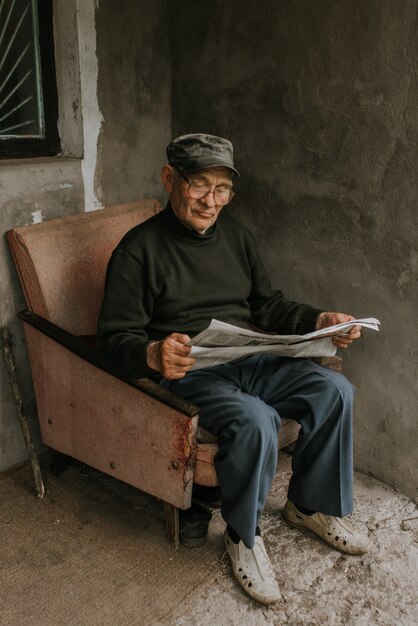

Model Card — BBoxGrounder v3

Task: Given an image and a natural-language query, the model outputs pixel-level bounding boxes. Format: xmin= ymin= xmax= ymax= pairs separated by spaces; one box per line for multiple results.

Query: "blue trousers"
xmin=161 ymin=355 xmax=354 ymax=549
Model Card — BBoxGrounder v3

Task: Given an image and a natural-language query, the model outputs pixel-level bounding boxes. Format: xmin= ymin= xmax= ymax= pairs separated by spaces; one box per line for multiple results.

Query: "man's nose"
xmin=200 ymin=189 xmax=217 ymax=207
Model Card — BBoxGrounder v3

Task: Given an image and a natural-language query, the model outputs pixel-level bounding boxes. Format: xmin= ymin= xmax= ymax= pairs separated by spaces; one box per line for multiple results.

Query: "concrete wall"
xmin=0 ymin=159 xmax=85 ymax=470
xmin=2 ymin=0 xmax=416 ymax=505
xmin=95 ymin=0 xmax=171 ymax=205
xmin=171 ymin=0 xmax=418 ymax=502
xmin=0 ymin=0 xmax=86 ymax=470
xmin=0 ymin=0 xmax=171 ymax=471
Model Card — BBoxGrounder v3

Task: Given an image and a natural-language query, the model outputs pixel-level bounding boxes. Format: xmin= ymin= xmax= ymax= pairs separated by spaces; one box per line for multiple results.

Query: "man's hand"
xmin=316 ymin=312 xmax=362 ymax=349
xmin=146 ymin=333 xmax=196 ymax=379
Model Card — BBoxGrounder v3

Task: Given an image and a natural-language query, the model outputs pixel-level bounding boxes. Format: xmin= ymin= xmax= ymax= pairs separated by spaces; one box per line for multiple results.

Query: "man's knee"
xmin=224 ymin=402 xmax=280 ymax=449
xmin=315 ymin=369 xmax=355 ymax=408
xmin=332 ymin=372 xmax=355 ymax=406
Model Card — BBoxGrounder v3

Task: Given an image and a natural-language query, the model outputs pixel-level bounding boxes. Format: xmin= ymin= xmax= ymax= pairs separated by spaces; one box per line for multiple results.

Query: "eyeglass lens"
xmin=190 ymin=181 xmax=233 ymax=204
xmin=176 ymin=170 xmax=234 ymax=204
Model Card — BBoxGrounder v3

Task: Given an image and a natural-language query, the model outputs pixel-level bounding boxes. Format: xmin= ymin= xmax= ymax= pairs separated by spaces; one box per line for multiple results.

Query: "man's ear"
xmin=161 ymin=164 xmax=174 ymax=192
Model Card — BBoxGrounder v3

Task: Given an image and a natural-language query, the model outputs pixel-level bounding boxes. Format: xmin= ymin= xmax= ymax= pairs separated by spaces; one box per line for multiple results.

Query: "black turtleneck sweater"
xmin=97 ymin=204 xmax=323 ymax=378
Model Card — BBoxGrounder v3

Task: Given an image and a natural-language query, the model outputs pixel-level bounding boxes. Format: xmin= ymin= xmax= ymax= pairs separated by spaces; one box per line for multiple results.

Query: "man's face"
xmin=161 ymin=166 xmax=233 ymax=234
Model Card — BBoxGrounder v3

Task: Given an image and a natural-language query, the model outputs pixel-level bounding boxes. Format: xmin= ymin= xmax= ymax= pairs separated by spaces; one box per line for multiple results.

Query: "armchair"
xmin=7 ymin=199 xmax=305 ymax=548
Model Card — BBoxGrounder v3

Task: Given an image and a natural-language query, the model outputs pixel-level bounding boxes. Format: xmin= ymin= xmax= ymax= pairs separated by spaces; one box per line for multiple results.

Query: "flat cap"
xmin=166 ymin=133 xmax=239 ymax=176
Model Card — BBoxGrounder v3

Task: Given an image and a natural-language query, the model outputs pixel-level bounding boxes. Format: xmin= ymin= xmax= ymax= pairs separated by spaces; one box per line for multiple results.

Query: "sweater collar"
xmin=163 ymin=202 xmax=218 ymax=242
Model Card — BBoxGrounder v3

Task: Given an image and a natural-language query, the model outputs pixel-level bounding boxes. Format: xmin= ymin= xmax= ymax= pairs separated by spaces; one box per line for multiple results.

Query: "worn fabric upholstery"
xmin=8 ymin=199 xmax=161 ymax=335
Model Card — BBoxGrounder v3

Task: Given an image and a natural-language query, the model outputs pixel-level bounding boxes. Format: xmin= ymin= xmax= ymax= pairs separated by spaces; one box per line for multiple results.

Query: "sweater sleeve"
xmin=247 ymin=242 xmax=324 ymax=335
xmin=96 ymin=248 xmax=157 ymax=379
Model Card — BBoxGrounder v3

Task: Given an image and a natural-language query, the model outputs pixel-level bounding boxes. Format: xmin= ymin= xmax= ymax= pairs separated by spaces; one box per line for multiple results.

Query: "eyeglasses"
xmin=177 ymin=170 xmax=235 ymax=205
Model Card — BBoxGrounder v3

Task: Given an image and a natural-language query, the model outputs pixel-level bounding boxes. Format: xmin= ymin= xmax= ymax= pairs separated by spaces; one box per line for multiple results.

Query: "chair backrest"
xmin=7 ymin=199 xmax=162 ymax=335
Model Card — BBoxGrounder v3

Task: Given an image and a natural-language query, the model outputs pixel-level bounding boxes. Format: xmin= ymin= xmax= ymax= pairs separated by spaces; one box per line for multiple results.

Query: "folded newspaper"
xmin=188 ymin=317 xmax=380 ymax=370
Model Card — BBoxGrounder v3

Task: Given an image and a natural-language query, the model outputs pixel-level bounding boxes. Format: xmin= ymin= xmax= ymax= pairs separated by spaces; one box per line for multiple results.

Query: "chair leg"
xmin=50 ymin=449 xmax=72 ymax=476
xmin=163 ymin=501 xmax=180 ymax=550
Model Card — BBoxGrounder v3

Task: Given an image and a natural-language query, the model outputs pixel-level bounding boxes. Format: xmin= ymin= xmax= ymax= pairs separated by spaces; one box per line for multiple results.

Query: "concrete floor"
xmin=162 ymin=455 xmax=418 ymax=626
xmin=3 ymin=452 xmax=418 ymax=626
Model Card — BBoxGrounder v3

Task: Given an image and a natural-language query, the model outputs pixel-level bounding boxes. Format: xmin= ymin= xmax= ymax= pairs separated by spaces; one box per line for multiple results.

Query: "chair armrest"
xmin=19 ymin=310 xmax=199 ymax=508
xmin=17 ymin=310 xmax=199 ymax=417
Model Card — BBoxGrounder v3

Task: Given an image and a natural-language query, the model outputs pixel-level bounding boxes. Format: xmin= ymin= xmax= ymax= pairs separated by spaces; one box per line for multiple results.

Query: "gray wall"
xmin=0 ymin=0 xmax=171 ymax=471
xmin=0 ymin=161 xmax=85 ymax=469
xmin=172 ymin=0 xmax=418 ymax=501
xmin=0 ymin=0 xmax=87 ymax=472
xmin=2 ymin=0 xmax=417 ymax=505
xmin=95 ymin=0 xmax=171 ymax=205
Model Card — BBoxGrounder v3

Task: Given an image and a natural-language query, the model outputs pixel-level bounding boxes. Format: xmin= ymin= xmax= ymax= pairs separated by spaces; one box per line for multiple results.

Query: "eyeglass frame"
xmin=175 ymin=168 xmax=235 ymax=205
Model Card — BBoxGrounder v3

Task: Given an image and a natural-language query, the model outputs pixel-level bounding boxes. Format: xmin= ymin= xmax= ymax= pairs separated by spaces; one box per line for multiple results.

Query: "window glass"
xmin=0 ymin=0 xmax=59 ymax=157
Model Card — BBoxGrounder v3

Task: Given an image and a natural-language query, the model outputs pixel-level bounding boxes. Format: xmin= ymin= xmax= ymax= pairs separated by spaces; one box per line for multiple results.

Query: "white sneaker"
xmin=283 ymin=500 xmax=372 ymax=555
xmin=224 ymin=530 xmax=281 ymax=605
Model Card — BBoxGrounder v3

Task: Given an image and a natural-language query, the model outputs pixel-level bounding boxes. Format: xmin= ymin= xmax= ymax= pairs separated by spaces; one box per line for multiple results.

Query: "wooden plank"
xmin=1 ymin=325 xmax=45 ymax=499
xmin=279 ymin=417 xmax=301 ymax=448
xmin=194 ymin=443 xmax=219 ymax=486
xmin=163 ymin=502 xmax=180 ymax=550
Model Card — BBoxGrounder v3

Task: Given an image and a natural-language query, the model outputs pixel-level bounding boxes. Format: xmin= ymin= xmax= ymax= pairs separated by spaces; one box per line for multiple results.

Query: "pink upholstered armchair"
xmin=7 ymin=199 xmax=302 ymax=548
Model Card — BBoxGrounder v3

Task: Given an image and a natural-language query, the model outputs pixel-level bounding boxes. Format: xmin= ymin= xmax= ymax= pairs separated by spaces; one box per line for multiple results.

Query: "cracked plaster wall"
xmin=0 ymin=0 xmax=171 ymax=471
xmin=171 ymin=0 xmax=418 ymax=502
xmin=94 ymin=0 xmax=171 ymax=206
xmin=2 ymin=0 xmax=416 ymax=506
xmin=0 ymin=0 xmax=86 ymax=471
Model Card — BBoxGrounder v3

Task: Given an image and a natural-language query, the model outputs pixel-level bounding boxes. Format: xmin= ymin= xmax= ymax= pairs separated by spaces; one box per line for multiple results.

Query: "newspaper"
xmin=188 ymin=317 xmax=380 ymax=370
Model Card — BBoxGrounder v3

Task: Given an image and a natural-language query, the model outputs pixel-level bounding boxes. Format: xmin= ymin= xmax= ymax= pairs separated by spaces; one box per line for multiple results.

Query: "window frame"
xmin=0 ymin=0 xmax=60 ymax=159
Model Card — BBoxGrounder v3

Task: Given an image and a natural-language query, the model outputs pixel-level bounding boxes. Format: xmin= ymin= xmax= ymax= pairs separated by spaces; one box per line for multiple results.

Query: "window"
xmin=0 ymin=0 xmax=59 ymax=158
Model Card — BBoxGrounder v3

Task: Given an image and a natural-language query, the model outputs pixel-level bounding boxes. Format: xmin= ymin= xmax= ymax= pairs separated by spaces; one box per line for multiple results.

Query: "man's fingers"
xmin=332 ymin=325 xmax=362 ymax=348
xmin=171 ymin=333 xmax=192 ymax=346
xmin=161 ymin=357 xmax=196 ymax=380
xmin=162 ymin=354 xmax=196 ymax=368
xmin=317 ymin=312 xmax=355 ymax=330
xmin=333 ymin=337 xmax=350 ymax=348
xmin=319 ymin=314 xmax=362 ymax=350
xmin=163 ymin=334 xmax=192 ymax=354
xmin=158 ymin=334 xmax=196 ymax=379
xmin=146 ymin=334 xmax=196 ymax=377
xmin=161 ymin=342 xmax=192 ymax=361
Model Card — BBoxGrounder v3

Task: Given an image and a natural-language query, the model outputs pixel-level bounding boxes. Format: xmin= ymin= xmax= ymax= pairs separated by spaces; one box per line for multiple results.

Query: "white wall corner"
xmin=53 ymin=0 xmax=84 ymax=158
xmin=76 ymin=0 xmax=104 ymax=211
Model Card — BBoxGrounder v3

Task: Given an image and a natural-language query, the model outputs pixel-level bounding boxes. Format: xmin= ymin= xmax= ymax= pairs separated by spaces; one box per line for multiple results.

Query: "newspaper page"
xmin=188 ymin=318 xmax=380 ymax=370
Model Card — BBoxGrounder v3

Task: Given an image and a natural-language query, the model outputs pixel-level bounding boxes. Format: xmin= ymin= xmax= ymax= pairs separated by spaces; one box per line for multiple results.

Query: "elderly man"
xmin=97 ymin=133 xmax=371 ymax=605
